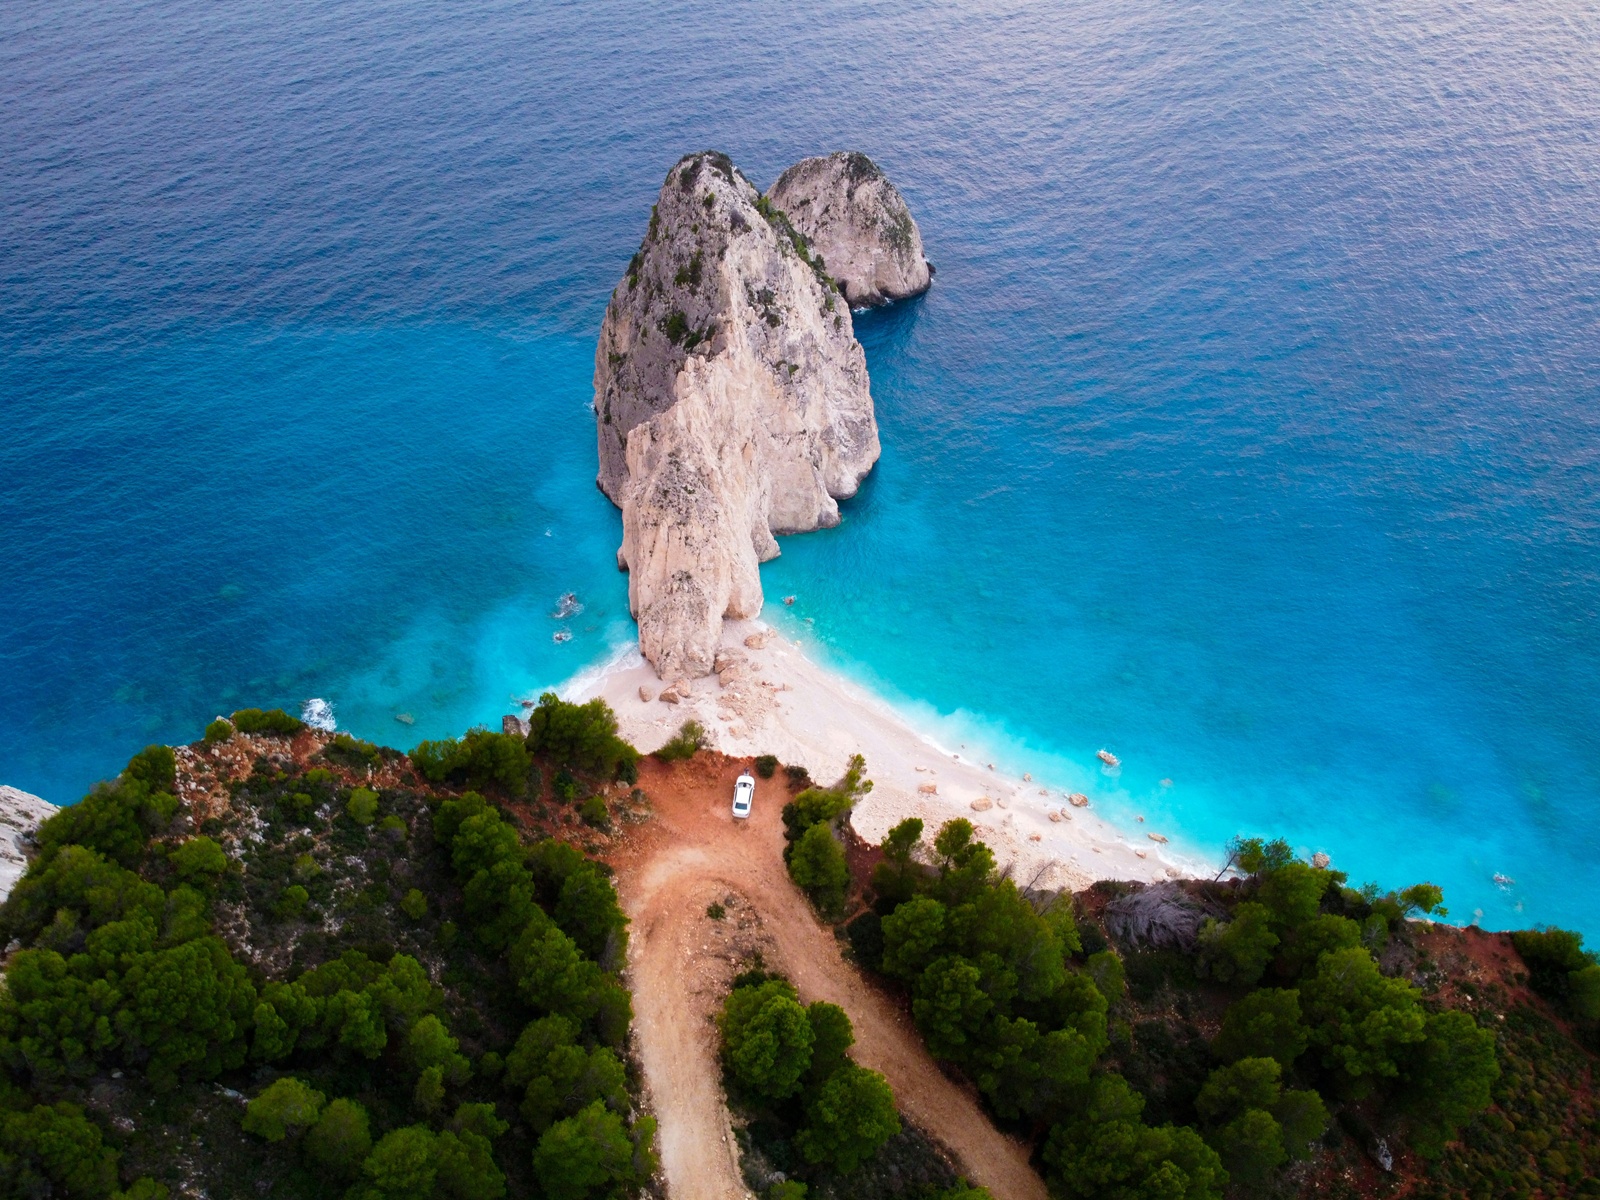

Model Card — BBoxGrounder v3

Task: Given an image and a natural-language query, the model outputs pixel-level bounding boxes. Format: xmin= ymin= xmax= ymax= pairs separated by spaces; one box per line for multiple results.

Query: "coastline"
xmin=558 ymin=619 xmax=1211 ymax=893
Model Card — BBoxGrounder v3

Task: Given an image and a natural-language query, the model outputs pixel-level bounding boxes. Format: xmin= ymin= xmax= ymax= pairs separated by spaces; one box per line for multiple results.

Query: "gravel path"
xmin=608 ymin=753 xmax=1049 ymax=1200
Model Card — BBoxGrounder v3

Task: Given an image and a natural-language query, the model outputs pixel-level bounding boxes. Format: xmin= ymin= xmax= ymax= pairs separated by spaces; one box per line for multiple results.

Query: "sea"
xmin=4 ymin=0 xmax=1598 ymax=935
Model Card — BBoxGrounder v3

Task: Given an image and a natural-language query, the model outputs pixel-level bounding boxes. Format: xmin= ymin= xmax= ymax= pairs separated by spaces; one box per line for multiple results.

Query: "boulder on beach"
xmin=970 ymin=797 xmax=993 ymax=812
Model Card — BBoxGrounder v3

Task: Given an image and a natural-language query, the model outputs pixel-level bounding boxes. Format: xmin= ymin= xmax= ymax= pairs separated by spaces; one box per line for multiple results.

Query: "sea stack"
xmin=765 ymin=152 xmax=932 ymax=308
xmin=594 ymin=151 xmax=879 ymax=679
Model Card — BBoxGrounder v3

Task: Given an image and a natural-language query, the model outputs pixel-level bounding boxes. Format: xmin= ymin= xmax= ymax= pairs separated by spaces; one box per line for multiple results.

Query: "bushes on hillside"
xmin=718 ymin=976 xmax=900 ymax=1178
xmin=781 ymin=754 xmax=872 ymax=917
xmin=524 ymin=693 xmax=639 ymax=782
xmin=231 ymin=708 xmax=304 ymax=735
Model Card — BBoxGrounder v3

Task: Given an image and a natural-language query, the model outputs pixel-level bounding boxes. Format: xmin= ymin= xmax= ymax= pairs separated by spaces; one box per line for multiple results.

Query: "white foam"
xmin=301 ymin=698 xmax=337 ymax=732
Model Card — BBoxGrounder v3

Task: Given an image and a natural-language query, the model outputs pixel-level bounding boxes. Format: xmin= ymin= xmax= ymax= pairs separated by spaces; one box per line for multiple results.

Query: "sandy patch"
xmin=563 ymin=619 xmax=1209 ymax=895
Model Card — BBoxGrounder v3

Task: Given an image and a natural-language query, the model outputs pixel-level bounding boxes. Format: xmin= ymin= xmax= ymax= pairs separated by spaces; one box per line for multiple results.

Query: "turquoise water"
xmin=3 ymin=0 xmax=1598 ymax=933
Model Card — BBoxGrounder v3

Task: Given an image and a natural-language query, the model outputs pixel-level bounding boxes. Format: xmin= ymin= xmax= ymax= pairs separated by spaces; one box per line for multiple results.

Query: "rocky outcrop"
xmin=1102 ymin=882 xmax=1225 ymax=953
xmin=0 ymin=786 xmax=55 ymax=903
xmin=594 ymin=151 xmax=880 ymax=678
xmin=765 ymin=152 xmax=931 ymax=308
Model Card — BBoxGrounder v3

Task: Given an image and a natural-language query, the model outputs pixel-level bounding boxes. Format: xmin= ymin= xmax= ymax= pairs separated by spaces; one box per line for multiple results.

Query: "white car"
xmin=732 ymin=773 xmax=755 ymax=819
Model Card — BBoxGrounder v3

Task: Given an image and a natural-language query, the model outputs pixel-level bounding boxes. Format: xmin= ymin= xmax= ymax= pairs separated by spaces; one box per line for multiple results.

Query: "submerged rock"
xmin=765 ymin=152 xmax=931 ymax=307
xmin=594 ymin=151 xmax=879 ymax=678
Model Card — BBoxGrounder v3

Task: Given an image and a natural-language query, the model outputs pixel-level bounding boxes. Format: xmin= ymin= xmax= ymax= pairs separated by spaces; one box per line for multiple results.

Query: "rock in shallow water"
xmin=593 ymin=150 xmax=883 ymax=678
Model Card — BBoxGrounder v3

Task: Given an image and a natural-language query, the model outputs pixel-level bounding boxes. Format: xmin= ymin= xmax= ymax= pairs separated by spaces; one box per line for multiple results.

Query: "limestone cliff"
xmin=594 ymin=151 xmax=879 ymax=679
xmin=765 ymin=152 xmax=931 ymax=308
xmin=0 ymin=785 xmax=54 ymax=903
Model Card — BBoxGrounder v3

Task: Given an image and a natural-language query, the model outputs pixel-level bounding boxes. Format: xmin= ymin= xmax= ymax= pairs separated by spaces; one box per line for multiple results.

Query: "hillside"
xmin=0 ymin=702 xmax=653 ymax=1200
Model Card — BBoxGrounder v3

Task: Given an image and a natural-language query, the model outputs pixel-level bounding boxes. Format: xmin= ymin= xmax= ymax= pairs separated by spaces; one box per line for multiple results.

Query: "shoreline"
xmin=556 ymin=619 xmax=1212 ymax=893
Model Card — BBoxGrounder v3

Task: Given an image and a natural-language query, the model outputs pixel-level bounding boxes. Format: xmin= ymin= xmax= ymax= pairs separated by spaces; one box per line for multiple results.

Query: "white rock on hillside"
xmin=0 ymin=786 xmax=56 ymax=903
xmin=594 ymin=151 xmax=879 ymax=679
xmin=765 ymin=152 xmax=931 ymax=308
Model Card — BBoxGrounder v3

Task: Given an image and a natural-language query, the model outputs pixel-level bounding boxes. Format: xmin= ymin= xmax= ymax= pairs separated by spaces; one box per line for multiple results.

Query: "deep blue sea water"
xmin=4 ymin=0 xmax=1598 ymax=933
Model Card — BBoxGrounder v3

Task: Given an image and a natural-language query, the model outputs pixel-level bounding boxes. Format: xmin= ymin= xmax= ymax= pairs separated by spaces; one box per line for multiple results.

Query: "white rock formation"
xmin=765 ymin=152 xmax=931 ymax=308
xmin=594 ymin=151 xmax=880 ymax=679
xmin=0 ymin=786 xmax=56 ymax=903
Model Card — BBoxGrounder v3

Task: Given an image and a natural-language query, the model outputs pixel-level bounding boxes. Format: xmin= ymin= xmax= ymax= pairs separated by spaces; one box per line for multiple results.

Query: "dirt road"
xmin=608 ymin=754 xmax=1049 ymax=1200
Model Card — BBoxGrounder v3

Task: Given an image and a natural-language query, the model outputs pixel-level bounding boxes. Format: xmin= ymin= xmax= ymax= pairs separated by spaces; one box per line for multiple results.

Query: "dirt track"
xmin=608 ymin=754 xmax=1049 ymax=1200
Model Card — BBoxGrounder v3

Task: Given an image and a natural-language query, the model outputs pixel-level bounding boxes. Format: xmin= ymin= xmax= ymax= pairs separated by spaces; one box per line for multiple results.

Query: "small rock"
xmin=970 ymin=797 xmax=993 ymax=812
xmin=1048 ymin=811 xmax=1062 ymax=823
xmin=639 ymin=686 xmax=655 ymax=703
xmin=1067 ymin=793 xmax=1090 ymax=808
xmin=1136 ymin=850 xmax=1147 ymax=859
xmin=1160 ymin=778 xmax=1174 ymax=787
xmin=1023 ymin=772 xmax=1032 ymax=781
xmin=917 ymin=782 xmax=938 ymax=795
xmin=1136 ymin=815 xmax=1145 ymax=822
xmin=744 ymin=633 xmax=769 ymax=650
xmin=1038 ymin=788 xmax=1049 ymax=796
xmin=1029 ymin=833 xmax=1042 ymax=842
xmin=1148 ymin=832 xmax=1169 ymax=844
xmin=783 ymin=595 xmax=796 ymax=606
xmin=659 ymin=689 xmax=681 ymax=705
xmin=673 ymin=677 xmax=694 ymax=697
xmin=1312 ymin=852 xmax=1331 ymax=869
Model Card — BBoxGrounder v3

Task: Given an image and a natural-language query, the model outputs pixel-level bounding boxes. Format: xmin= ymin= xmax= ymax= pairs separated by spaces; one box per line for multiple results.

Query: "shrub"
xmin=400 ymin=889 xmax=427 ymax=920
xmin=411 ymin=729 xmax=533 ymax=796
xmin=1512 ymin=926 xmax=1599 ymax=1016
xmin=795 ymin=1064 xmax=900 ymax=1174
xmin=243 ymin=1077 xmax=326 ymax=1141
xmin=524 ymin=693 xmax=639 ymax=781
xmin=579 ymin=796 xmax=610 ymax=830
xmin=323 ymin=733 xmax=380 ymax=768
xmin=346 ymin=788 xmax=379 ymax=825
xmin=655 ymin=721 xmax=706 ymax=762
xmin=275 ymin=885 xmax=310 ymax=921
xmin=171 ymin=836 xmax=228 ymax=881
xmin=754 ymin=754 xmax=779 ymax=779
xmin=0 ymin=1103 xmax=121 ymax=1199
xmin=784 ymin=763 xmax=812 ymax=789
xmin=304 ymin=1098 xmax=371 ymax=1176
xmin=230 ymin=708 xmax=303 ymax=735
xmin=706 ymin=903 xmax=725 ymax=920
xmin=719 ymin=979 xmax=814 ymax=1101
xmin=203 ymin=718 xmax=233 ymax=744
xmin=787 ymin=823 xmax=849 ymax=917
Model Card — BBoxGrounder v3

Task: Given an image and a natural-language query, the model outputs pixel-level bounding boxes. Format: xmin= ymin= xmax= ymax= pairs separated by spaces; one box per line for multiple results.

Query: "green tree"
xmin=0 ymin=1102 xmax=120 ymax=1199
xmin=362 ymin=1126 xmax=438 ymax=1200
xmin=531 ymin=1102 xmax=651 ymax=1200
xmin=1042 ymin=1075 xmax=1227 ymax=1200
xmin=1195 ymin=1057 xmax=1326 ymax=1186
xmin=170 ymin=836 xmax=227 ymax=881
xmin=242 ymin=1077 xmax=326 ymax=1141
xmin=1255 ymin=862 xmax=1332 ymax=931
xmin=304 ymin=1098 xmax=372 ymax=1176
xmin=1278 ymin=914 xmax=1361 ymax=977
xmin=795 ymin=1064 xmax=900 ymax=1173
xmin=524 ymin=693 xmax=637 ymax=779
xmin=1401 ymin=1009 xmax=1499 ymax=1157
xmin=870 ymin=817 xmax=924 ymax=908
xmin=403 ymin=1015 xmax=470 ymax=1086
xmin=1299 ymin=946 xmax=1425 ymax=1091
xmin=231 ymin=708 xmax=303 ymax=734
xmin=912 ymin=956 xmax=992 ymax=1062
xmin=203 ymin=718 xmax=234 ymax=743
xmin=346 ymin=789 xmax=380 ymax=825
xmin=554 ymin=868 xmax=629 ymax=967
xmin=880 ymin=896 xmax=946 ymax=980
xmin=1214 ymin=989 xmax=1307 ymax=1069
xmin=116 ymin=935 xmax=256 ymax=1087
xmin=804 ymin=1001 xmax=854 ymax=1085
xmin=719 ymin=980 xmax=814 ymax=1101
xmin=1086 ymin=951 xmax=1125 ymax=1003
xmin=787 ymin=823 xmax=849 ymax=916
xmin=1198 ymin=903 xmax=1279 ymax=986
xmin=400 ymin=889 xmax=427 ymax=920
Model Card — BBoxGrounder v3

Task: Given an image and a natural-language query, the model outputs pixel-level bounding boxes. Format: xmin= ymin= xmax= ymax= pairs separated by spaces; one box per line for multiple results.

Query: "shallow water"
xmin=3 ymin=0 xmax=1597 ymax=932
